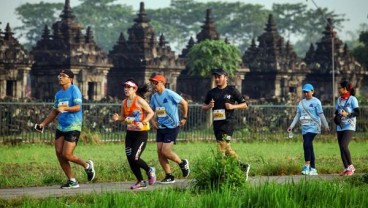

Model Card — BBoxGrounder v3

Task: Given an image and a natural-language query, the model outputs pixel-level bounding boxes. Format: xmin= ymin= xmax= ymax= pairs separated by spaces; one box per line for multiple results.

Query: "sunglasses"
xmin=58 ymin=74 xmax=69 ymax=79
xmin=151 ymin=81 xmax=159 ymax=86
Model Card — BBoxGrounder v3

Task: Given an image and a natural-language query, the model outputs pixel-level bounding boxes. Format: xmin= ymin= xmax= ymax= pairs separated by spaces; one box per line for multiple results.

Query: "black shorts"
xmin=213 ymin=120 xmax=233 ymax=142
xmin=214 ymin=129 xmax=233 ymax=142
xmin=156 ymin=126 xmax=180 ymax=143
xmin=55 ymin=129 xmax=81 ymax=143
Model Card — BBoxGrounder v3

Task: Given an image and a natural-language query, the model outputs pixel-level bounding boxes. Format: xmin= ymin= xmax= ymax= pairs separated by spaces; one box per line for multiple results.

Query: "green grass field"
xmin=1 ymin=140 xmax=368 ymax=207
xmin=1 ymin=140 xmax=367 ymax=188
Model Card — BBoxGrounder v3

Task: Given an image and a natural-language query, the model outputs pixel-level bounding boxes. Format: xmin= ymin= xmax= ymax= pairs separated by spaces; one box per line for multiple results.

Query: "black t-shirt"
xmin=204 ymin=85 xmax=246 ymax=129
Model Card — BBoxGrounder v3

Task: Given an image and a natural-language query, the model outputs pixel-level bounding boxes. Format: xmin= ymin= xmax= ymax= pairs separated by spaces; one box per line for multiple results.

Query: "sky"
xmin=0 ymin=0 xmax=367 ymax=42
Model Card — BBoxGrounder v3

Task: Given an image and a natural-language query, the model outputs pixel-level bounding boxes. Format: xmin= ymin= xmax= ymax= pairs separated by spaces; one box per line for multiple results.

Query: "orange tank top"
xmin=123 ymin=96 xmax=149 ymax=131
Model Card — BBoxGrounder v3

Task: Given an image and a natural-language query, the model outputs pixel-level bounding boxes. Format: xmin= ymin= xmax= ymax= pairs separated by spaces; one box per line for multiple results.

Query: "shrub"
xmin=191 ymin=150 xmax=247 ymax=192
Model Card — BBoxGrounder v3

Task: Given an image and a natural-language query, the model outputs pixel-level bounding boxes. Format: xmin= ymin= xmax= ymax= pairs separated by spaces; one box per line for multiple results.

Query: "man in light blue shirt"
xmin=149 ymin=74 xmax=190 ymax=184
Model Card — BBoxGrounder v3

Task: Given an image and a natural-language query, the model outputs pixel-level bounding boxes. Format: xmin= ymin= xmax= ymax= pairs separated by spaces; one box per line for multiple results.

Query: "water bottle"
xmin=288 ymin=131 xmax=293 ymax=139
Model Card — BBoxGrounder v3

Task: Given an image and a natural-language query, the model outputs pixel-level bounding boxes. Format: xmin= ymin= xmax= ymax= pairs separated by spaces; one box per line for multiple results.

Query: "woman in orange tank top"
xmin=112 ymin=79 xmax=156 ymax=189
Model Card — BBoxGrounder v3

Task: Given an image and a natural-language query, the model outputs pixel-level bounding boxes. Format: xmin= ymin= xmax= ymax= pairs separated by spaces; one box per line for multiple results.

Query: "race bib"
xmin=300 ymin=115 xmax=311 ymax=125
xmin=213 ymin=109 xmax=226 ymax=121
xmin=156 ymin=107 xmax=167 ymax=117
xmin=58 ymin=101 xmax=69 ymax=107
xmin=127 ymin=122 xmax=150 ymax=131
xmin=341 ymin=117 xmax=350 ymax=124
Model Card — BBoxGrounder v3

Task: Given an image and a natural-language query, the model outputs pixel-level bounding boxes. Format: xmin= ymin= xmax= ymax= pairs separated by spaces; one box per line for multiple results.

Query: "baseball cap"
xmin=302 ymin=84 xmax=314 ymax=92
xmin=149 ymin=75 xmax=166 ymax=84
xmin=59 ymin=69 xmax=74 ymax=78
xmin=212 ymin=68 xmax=228 ymax=76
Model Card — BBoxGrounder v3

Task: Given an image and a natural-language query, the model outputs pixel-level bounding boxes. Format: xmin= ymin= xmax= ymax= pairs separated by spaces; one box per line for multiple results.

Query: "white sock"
xmin=85 ymin=163 xmax=90 ymax=169
xmin=70 ymin=178 xmax=77 ymax=182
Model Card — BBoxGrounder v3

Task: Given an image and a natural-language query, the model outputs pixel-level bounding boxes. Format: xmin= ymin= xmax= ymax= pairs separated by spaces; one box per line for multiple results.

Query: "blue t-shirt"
xmin=53 ymin=85 xmax=83 ymax=132
xmin=296 ymin=97 xmax=324 ymax=135
xmin=335 ymin=96 xmax=359 ymax=131
xmin=150 ymin=89 xmax=183 ymax=128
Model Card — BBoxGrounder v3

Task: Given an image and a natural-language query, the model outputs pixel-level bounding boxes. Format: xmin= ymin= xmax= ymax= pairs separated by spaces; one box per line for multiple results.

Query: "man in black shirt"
xmin=202 ymin=68 xmax=250 ymax=179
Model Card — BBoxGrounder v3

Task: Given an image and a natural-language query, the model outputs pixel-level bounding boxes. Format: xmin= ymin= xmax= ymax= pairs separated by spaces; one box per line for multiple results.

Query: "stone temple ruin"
xmin=0 ymin=0 xmax=366 ymax=104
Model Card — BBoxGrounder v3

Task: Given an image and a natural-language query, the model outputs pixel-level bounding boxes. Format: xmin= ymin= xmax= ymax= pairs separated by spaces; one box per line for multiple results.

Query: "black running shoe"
xmin=239 ymin=162 xmax=251 ymax=181
xmin=85 ymin=160 xmax=95 ymax=181
xmin=60 ymin=180 xmax=79 ymax=189
xmin=160 ymin=175 xmax=175 ymax=184
xmin=179 ymin=159 xmax=190 ymax=177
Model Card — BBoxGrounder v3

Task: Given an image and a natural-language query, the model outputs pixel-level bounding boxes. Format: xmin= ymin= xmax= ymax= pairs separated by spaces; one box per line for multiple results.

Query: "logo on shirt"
xmin=224 ymin=94 xmax=231 ymax=99
xmin=163 ymin=98 xmax=168 ymax=103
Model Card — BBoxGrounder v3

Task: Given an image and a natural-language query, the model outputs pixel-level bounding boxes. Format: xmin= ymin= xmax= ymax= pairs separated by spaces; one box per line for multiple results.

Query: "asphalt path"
xmin=0 ymin=174 xmax=342 ymax=199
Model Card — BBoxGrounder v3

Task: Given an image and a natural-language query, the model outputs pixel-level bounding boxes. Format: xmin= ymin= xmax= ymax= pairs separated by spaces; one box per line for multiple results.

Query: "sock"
xmin=70 ymin=178 xmax=77 ymax=182
xmin=85 ymin=163 xmax=90 ymax=169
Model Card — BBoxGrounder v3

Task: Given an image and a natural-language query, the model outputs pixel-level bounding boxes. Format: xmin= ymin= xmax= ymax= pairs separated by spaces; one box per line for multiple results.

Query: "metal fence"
xmin=1 ymin=102 xmax=368 ymax=143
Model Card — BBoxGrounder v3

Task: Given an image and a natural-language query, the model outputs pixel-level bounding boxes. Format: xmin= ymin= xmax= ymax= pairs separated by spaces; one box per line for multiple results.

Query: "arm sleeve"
xmin=348 ymin=108 xmax=360 ymax=118
xmin=289 ymin=112 xmax=300 ymax=129
xmin=319 ymin=113 xmax=329 ymax=128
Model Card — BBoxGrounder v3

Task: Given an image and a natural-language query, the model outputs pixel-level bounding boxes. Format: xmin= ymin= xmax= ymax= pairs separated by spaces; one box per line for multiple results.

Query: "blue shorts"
xmin=55 ymin=129 xmax=81 ymax=144
xmin=156 ymin=126 xmax=180 ymax=143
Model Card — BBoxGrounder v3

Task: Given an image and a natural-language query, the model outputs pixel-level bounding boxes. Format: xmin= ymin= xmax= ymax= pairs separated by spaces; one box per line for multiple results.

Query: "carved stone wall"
xmin=30 ymin=0 xmax=111 ymax=101
xmin=108 ymin=2 xmax=184 ymax=98
xmin=0 ymin=23 xmax=33 ymax=99
xmin=242 ymin=14 xmax=305 ymax=102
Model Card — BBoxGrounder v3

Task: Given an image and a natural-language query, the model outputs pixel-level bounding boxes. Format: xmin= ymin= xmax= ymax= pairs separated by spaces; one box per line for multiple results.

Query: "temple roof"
xmin=0 ymin=23 xmax=33 ymax=65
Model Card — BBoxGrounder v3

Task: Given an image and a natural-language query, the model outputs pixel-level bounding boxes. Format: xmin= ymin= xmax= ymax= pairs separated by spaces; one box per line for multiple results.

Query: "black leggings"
xmin=337 ymin=130 xmax=354 ymax=168
xmin=125 ymin=131 xmax=150 ymax=181
xmin=303 ymin=132 xmax=317 ymax=168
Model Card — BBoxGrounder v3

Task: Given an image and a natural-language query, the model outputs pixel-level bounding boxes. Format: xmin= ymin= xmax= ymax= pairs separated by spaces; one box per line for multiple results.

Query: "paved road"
xmin=0 ymin=174 xmax=342 ymax=199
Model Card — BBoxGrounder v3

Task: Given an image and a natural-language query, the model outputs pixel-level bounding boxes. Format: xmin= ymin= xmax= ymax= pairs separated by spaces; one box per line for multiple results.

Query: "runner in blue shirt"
xmin=287 ymin=84 xmax=329 ymax=175
xmin=36 ymin=70 xmax=95 ymax=189
xmin=149 ymin=74 xmax=190 ymax=184
xmin=334 ymin=81 xmax=359 ymax=176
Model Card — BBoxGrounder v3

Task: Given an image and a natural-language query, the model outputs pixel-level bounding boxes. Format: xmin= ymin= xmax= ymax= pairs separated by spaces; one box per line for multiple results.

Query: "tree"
xmin=272 ymin=3 xmax=307 ymax=39
xmin=14 ymin=2 xmax=64 ymax=49
xmin=352 ymin=30 xmax=368 ymax=69
xmin=186 ymin=39 xmax=242 ymax=77
xmin=73 ymin=0 xmax=135 ymax=52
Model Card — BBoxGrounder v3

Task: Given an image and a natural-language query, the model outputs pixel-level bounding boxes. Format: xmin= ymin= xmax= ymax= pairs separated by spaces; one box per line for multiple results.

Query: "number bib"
xmin=127 ymin=122 xmax=150 ymax=131
xmin=213 ymin=109 xmax=226 ymax=121
xmin=300 ymin=115 xmax=311 ymax=125
xmin=58 ymin=101 xmax=69 ymax=107
xmin=156 ymin=107 xmax=167 ymax=117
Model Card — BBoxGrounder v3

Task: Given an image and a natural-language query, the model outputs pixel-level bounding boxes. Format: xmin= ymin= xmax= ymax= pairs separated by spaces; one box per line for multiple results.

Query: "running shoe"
xmin=345 ymin=165 xmax=355 ymax=176
xmin=85 ymin=160 xmax=95 ymax=181
xmin=130 ymin=181 xmax=147 ymax=190
xmin=301 ymin=165 xmax=310 ymax=175
xmin=309 ymin=168 xmax=318 ymax=176
xmin=160 ymin=175 xmax=175 ymax=184
xmin=147 ymin=167 xmax=156 ymax=185
xmin=348 ymin=164 xmax=356 ymax=173
xmin=60 ymin=180 xmax=79 ymax=189
xmin=339 ymin=168 xmax=348 ymax=176
xmin=240 ymin=162 xmax=251 ymax=181
xmin=179 ymin=159 xmax=190 ymax=178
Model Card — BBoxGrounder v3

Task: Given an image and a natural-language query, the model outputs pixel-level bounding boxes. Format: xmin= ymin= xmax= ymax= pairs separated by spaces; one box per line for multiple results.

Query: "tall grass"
xmin=1 ymin=179 xmax=367 ymax=207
